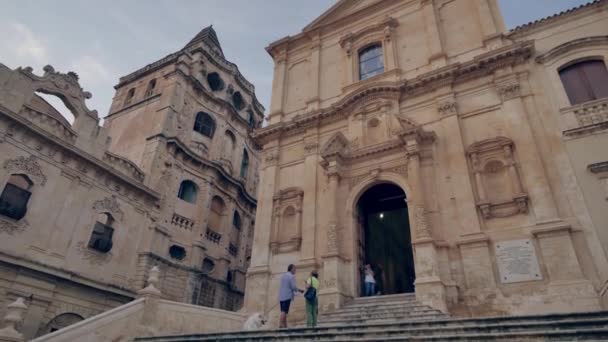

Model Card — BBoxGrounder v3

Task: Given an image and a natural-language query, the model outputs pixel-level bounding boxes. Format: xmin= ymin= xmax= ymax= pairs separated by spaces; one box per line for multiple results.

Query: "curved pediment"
xmin=18 ymin=65 xmax=99 ymax=120
xmin=536 ymin=36 xmax=608 ymax=64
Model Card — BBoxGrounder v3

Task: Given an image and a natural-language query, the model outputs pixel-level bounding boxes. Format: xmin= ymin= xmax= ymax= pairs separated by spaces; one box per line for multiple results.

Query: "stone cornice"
xmin=0 ymin=251 xmax=135 ymax=298
xmin=0 ymin=105 xmax=160 ymax=202
xmin=536 ymin=36 xmax=608 ymax=64
xmin=152 ymin=134 xmax=257 ymax=206
xmin=253 ymin=41 xmax=534 ymax=145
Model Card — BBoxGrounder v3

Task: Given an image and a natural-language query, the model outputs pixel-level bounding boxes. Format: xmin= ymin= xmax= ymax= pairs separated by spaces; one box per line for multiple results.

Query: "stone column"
xmin=307 ymin=34 xmax=321 ymax=111
xmin=268 ymin=49 xmax=288 ymax=125
xmin=477 ymin=0 xmax=504 ymax=48
xmin=403 ymin=132 xmax=448 ymax=312
xmin=300 ymin=138 xmax=319 ymax=262
xmin=497 ymin=79 xmax=559 ymax=222
xmin=421 ymin=0 xmax=446 ymax=67
xmin=244 ymin=146 xmax=279 ymax=314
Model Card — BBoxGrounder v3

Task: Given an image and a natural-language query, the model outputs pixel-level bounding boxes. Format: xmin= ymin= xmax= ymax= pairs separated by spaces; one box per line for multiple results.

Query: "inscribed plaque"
xmin=495 ymin=239 xmax=543 ymax=284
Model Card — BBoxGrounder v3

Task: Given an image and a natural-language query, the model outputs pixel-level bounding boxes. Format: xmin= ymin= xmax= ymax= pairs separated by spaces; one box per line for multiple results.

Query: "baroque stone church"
xmin=1 ymin=0 xmax=608 ymax=340
xmin=0 ymin=26 xmax=264 ymax=339
xmin=245 ymin=0 xmax=608 ymax=325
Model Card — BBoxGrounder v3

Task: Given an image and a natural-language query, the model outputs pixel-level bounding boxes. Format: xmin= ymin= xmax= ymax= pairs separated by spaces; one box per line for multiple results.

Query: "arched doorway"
xmin=356 ymin=183 xmax=415 ymax=296
xmin=40 ymin=313 xmax=84 ymax=335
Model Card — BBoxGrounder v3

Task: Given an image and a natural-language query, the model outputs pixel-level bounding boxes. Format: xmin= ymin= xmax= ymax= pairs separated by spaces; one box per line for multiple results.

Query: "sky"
xmin=0 ymin=0 xmax=593 ymax=121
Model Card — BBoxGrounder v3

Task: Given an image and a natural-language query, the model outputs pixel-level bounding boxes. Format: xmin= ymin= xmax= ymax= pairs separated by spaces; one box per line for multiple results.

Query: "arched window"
xmin=193 ymin=112 xmax=216 ymax=138
xmin=232 ymin=91 xmax=245 ymax=111
xmin=559 ymin=60 xmax=608 ymax=105
xmin=240 ymin=150 xmax=249 ymax=179
xmin=359 ymin=44 xmax=384 ymax=81
xmin=124 ymin=88 xmax=135 ymax=106
xmin=177 ymin=180 xmax=198 ymax=203
xmin=229 ymin=211 xmax=241 ymax=257
xmin=0 ymin=174 xmax=33 ymax=220
xmin=44 ymin=313 xmax=85 ymax=334
xmin=207 ymin=72 xmax=225 ymax=91
xmin=145 ymin=79 xmax=157 ymax=97
xmin=88 ymin=213 xmax=114 ymax=253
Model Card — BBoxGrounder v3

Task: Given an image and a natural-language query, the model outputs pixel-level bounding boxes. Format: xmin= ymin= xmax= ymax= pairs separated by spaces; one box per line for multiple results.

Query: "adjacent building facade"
xmin=0 ymin=26 xmax=263 ymax=339
xmin=246 ymin=0 xmax=608 ymax=324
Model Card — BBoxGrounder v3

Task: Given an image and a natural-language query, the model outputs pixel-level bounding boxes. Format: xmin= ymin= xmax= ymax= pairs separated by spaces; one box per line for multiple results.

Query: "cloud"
xmin=70 ymin=55 xmax=112 ymax=84
xmin=0 ymin=22 xmax=48 ymax=67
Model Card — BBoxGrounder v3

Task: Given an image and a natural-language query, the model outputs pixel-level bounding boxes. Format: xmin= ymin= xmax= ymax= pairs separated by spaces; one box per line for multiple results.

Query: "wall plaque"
xmin=495 ymin=239 xmax=542 ymax=284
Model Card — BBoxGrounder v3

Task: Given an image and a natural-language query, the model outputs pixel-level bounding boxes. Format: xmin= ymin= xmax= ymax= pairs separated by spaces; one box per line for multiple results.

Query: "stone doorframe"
xmin=343 ymin=172 xmax=449 ymax=313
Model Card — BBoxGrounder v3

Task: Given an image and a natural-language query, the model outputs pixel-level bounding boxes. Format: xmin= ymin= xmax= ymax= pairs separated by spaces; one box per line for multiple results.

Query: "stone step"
xmin=335 ymin=301 xmax=426 ymax=311
xmin=318 ymin=311 xmax=447 ymax=324
xmin=348 ymin=293 xmax=416 ymax=304
xmin=134 ymin=312 xmax=608 ymax=341
xmin=320 ymin=304 xmax=440 ymax=316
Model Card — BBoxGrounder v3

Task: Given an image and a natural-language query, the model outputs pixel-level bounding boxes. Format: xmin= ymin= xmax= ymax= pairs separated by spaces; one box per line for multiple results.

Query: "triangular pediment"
xmin=304 ymin=0 xmax=389 ymax=32
xmin=320 ymin=132 xmax=350 ymax=158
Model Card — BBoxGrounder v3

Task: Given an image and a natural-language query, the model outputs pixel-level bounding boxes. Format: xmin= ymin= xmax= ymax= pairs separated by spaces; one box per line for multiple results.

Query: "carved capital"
xmin=496 ymin=81 xmax=521 ymax=101
xmin=438 ymin=100 xmax=457 ymax=116
xmin=304 ymin=141 xmax=319 ymax=156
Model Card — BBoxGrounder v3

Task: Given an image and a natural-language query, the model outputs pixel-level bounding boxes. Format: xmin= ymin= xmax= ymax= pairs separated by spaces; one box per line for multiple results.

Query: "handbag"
xmin=304 ymin=279 xmax=317 ymax=301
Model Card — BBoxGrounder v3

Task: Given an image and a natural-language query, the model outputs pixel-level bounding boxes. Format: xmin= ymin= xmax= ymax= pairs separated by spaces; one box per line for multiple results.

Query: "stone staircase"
xmin=317 ymin=293 xmax=448 ymax=326
xmin=135 ymin=294 xmax=608 ymax=341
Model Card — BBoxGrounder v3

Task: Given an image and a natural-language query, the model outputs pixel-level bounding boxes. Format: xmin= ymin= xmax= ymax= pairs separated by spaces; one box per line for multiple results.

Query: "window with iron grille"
xmin=0 ymin=174 xmax=32 ymax=221
xmin=193 ymin=112 xmax=216 ymax=138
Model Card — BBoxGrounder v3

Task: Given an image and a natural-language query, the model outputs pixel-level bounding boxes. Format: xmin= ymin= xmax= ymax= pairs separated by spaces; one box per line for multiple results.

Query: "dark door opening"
xmin=357 ymin=183 xmax=415 ymax=296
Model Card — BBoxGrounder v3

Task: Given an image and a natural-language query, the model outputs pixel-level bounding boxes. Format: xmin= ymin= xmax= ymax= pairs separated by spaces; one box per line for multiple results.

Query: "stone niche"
xmin=466 ymin=137 xmax=529 ymax=219
xmin=269 ymin=188 xmax=303 ymax=254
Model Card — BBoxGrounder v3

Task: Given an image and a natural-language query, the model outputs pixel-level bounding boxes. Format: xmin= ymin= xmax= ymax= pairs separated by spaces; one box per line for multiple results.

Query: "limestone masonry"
xmin=0 ymin=26 xmax=263 ymax=339
xmin=0 ymin=0 xmax=608 ymax=340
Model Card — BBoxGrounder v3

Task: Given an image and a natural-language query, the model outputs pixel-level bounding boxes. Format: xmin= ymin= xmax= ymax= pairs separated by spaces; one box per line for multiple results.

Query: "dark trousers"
xmin=364 ymin=282 xmax=375 ymax=296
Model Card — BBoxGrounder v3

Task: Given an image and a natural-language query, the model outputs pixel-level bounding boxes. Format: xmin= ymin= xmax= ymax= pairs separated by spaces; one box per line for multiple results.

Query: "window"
xmin=207 ymin=72 xmax=225 ymax=91
xmin=88 ymin=213 xmax=114 ymax=253
xmin=0 ymin=174 xmax=32 ymax=220
xmin=247 ymin=110 xmax=256 ymax=128
xmin=202 ymin=258 xmax=215 ymax=273
xmin=193 ymin=112 xmax=216 ymax=138
xmin=559 ymin=60 xmax=608 ymax=105
xmin=169 ymin=245 xmax=186 ymax=260
xmin=240 ymin=150 xmax=249 ymax=179
xmin=124 ymin=88 xmax=135 ymax=106
xmin=145 ymin=79 xmax=157 ymax=97
xmin=232 ymin=92 xmax=245 ymax=111
xmin=177 ymin=180 xmax=198 ymax=203
xmin=359 ymin=44 xmax=384 ymax=81
xmin=233 ymin=211 xmax=241 ymax=231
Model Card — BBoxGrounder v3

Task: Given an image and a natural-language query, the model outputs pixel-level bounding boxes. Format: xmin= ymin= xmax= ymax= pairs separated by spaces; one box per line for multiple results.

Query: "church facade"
xmin=246 ymin=0 xmax=608 ymax=323
xmin=0 ymin=26 xmax=263 ymax=339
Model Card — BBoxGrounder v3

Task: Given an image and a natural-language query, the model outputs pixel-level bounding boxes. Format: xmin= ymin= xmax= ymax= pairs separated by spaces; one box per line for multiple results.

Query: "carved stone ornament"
xmin=320 ymin=132 xmax=350 ymax=160
xmin=438 ymin=100 xmax=457 ymax=116
xmin=19 ymin=65 xmax=99 ymax=120
xmin=467 ymin=137 xmax=530 ymax=220
xmin=0 ymin=217 xmax=28 ymax=235
xmin=414 ymin=205 xmax=431 ymax=239
xmin=304 ymin=141 xmax=319 ymax=155
xmin=75 ymin=241 xmax=113 ymax=266
xmin=92 ymin=196 xmax=125 ymax=222
xmin=497 ymin=81 xmax=521 ymax=101
xmin=326 ymin=223 xmax=339 ymax=254
xmin=3 ymin=155 xmax=47 ymax=186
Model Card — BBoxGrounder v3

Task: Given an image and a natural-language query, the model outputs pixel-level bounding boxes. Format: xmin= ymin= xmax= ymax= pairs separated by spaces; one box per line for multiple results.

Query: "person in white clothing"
xmin=364 ymin=264 xmax=376 ymax=296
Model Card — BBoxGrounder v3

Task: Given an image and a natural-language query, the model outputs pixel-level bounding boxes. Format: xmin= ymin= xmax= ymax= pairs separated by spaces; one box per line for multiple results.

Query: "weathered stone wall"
xmin=248 ymin=0 xmax=608 ymax=324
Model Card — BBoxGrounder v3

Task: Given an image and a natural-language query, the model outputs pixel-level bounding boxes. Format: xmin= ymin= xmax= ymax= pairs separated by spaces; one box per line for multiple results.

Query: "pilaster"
xmin=301 ymin=135 xmax=319 ymax=261
xmin=421 ymin=0 xmax=446 ymax=67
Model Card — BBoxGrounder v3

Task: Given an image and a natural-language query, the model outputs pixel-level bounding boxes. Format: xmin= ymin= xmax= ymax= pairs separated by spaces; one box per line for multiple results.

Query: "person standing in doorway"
xmin=304 ymin=270 xmax=320 ymax=328
xmin=364 ymin=264 xmax=376 ymax=297
xmin=278 ymin=264 xmax=303 ymax=329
